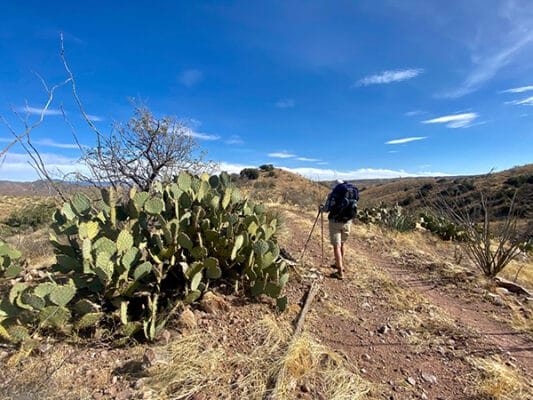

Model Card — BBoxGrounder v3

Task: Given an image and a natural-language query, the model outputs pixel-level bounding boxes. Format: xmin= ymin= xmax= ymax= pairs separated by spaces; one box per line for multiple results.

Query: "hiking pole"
xmin=298 ymin=208 xmax=322 ymax=263
xmin=321 ymin=208 xmax=324 ymax=266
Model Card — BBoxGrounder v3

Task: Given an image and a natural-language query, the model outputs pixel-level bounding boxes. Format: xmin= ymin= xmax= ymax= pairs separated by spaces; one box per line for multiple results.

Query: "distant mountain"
xmin=344 ymin=164 xmax=533 ymax=220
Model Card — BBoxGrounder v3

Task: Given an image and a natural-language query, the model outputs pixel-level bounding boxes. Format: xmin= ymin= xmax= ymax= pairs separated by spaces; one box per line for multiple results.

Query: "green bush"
xmin=419 ymin=213 xmax=465 ymax=241
xmin=259 ymin=164 xmax=274 ymax=172
xmin=4 ymin=201 xmax=56 ymax=230
xmin=240 ymin=168 xmax=259 ymax=180
xmin=0 ymin=172 xmax=289 ymax=343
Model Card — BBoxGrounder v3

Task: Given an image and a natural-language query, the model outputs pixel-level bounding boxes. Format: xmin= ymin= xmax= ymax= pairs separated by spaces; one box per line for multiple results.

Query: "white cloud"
xmin=33 ymin=138 xmax=81 ymax=149
xmin=275 ymin=99 xmax=295 ymax=108
xmin=385 ymin=137 xmax=427 ymax=145
xmin=214 ymin=161 xmax=255 ymax=174
xmin=421 ymin=112 xmax=478 ymax=128
xmin=17 ymin=106 xmax=63 ymax=116
xmin=0 ymin=152 xmax=87 ymax=181
xmin=500 ymin=85 xmax=533 ymax=93
xmin=296 ymin=157 xmax=320 ymax=162
xmin=185 ymin=128 xmax=220 ymax=141
xmin=441 ymin=30 xmax=533 ymax=98
xmin=86 ymin=114 xmax=105 ymax=122
xmin=268 ymin=151 xmax=296 ymax=158
xmin=278 ymin=166 xmax=449 ymax=181
xmin=357 ymin=68 xmax=424 ymax=86
xmin=505 ymin=96 xmax=533 ymax=106
xmin=179 ymin=69 xmax=203 ymax=87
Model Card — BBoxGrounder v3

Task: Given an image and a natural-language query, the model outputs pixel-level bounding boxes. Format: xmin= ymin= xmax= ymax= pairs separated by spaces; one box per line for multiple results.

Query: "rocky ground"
xmin=1 ymin=205 xmax=532 ymax=399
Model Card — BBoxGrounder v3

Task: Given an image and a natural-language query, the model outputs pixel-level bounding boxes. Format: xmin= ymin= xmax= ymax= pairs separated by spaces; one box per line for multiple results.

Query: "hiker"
xmin=321 ymin=179 xmax=359 ymax=279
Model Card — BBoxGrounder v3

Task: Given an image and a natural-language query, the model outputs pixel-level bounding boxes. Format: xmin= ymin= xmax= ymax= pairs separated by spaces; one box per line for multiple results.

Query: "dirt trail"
xmin=280 ymin=209 xmax=533 ymax=399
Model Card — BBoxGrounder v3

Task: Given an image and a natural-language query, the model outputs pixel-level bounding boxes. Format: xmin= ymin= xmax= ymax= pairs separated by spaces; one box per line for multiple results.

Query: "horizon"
xmin=1 ymin=1 xmax=533 ymax=182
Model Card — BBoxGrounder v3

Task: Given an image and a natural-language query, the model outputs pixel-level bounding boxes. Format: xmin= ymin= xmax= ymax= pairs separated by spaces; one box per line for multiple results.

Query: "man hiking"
xmin=321 ymin=179 xmax=359 ymax=279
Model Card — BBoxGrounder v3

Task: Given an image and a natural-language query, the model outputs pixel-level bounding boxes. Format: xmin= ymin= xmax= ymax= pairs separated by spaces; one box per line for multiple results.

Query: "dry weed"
xmin=274 ymin=333 xmax=371 ymax=400
xmin=468 ymin=355 xmax=533 ymax=400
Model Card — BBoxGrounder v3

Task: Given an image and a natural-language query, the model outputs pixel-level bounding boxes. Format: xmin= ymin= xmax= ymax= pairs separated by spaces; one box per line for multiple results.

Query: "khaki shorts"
xmin=329 ymin=220 xmax=351 ymax=246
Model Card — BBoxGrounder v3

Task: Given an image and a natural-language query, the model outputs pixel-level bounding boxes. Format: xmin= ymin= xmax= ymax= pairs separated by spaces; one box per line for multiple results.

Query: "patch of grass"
xmin=274 ymin=333 xmax=371 ymax=399
xmin=144 ymin=315 xmax=292 ymax=399
xmin=468 ymin=355 xmax=532 ymax=400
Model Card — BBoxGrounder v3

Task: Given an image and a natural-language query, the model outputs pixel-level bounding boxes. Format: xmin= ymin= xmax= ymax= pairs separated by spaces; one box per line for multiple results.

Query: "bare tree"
xmin=435 ymin=188 xmax=531 ymax=278
xmin=78 ymin=103 xmax=214 ymax=191
xmin=1 ymin=34 xmax=216 ymax=195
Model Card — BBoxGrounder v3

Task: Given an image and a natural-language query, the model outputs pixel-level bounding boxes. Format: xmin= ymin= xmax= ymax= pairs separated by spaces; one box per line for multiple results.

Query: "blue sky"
xmin=1 ymin=0 xmax=532 ymax=181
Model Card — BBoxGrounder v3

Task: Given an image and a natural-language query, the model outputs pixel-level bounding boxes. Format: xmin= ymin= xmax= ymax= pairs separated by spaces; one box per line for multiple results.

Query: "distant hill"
xmin=343 ymin=164 xmax=533 ymax=220
xmin=235 ymin=167 xmax=330 ymax=210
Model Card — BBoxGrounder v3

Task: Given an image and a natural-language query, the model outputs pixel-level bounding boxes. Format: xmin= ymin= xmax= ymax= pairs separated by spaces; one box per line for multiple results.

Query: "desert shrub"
xmin=419 ymin=213 xmax=465 ymax=241
xmin=399 ymin=196 xmax=413 ymax=206
xmin=504 ymin=175 xmax=533 ymax=188
xmin=358 ymin=204 xmax=416 ymax=232
xmin=259 ymin=164 xmax=274 ymax=172
xmin=0 ymin=172 xmax=289 ymax=343
xmin=240 ymin=168 xmax=259 ymax=180
xmin=4 ymin=201 xmax=56 ymax=230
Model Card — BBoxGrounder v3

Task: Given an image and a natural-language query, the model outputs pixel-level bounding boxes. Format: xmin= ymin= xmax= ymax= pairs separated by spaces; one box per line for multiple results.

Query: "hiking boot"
xmin=330 ymin=271 xmax=344 ymax=280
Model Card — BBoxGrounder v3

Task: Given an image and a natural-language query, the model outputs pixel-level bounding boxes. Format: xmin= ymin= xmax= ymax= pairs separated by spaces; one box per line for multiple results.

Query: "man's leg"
xmin=334 ymin=243 xmax=343 ymax=276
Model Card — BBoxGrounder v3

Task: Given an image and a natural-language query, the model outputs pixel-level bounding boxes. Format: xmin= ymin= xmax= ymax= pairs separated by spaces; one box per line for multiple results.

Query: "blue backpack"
xmin=330 ymin=183 xmax=359 ymax=223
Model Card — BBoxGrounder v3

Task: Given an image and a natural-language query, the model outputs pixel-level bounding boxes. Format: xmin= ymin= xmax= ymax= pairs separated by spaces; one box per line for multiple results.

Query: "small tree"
xmin=240 ymin=168 xmax=259 ymax=180
xmin=435 ymin=189 xmax=531 ymax=278
xmin=79 ymin=104 xmax=213 ymax=191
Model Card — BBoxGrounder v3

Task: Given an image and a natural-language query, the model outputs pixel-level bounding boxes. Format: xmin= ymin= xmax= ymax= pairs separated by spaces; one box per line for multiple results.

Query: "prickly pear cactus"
xmin=43 ymin=171 xmax=289 ymax=341
xmin=0 ymin=241 xmax=24 ymax=280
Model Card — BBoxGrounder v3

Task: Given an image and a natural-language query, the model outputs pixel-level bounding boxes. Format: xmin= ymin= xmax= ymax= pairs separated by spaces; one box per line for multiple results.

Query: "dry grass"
xmin=468 ymin=355 xmax=533 ymax=400
xmin=143 ymin=314 xmax=371 ymax=400
xmin=5 ymin=227 xmax=55 ymax=267
xmin=144 ymin=315 xmax=291 ymax=399
xmin=274 ymin=333 xmax=371 ymax=400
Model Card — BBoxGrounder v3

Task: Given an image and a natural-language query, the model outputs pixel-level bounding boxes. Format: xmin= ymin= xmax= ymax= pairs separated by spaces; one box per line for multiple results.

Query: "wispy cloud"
xmin=225 ymin=135 xmax=244 ymax=145
xmin=17 ymin=106 xmax=63 ymax=116
xmin=268 ymin=151 xmax=296 ymax=158
xmin=33 ymin=138 xmax=81 ymax=149
xmin=187 ymin=130 xmax=220 ymax=141
xmin=422 ymin=112 xmax=478 ymax=128
xmin=357 ymin=68 xmax=424 ymax=86
xmin=296 ymin=157 xmax=320 ymax=162
xmin=438 ymin=29 xmax=533 ymax=98
xmin=405 ymin=110 xmax=425 ymax=117
xmin=505 ymin=96 xmax=533 ymax=106
xmin=500 ymin=85 xmax=533 ymax=93
xmin=179 ymin=69 xmax=203 ymax=87
xmin=385 ymin=136 xmax=427 ymax=145
xmin=86 ymin=114 xmax=105 ymax=122
xmin=275 ymin=99 xmax=295 ymax=108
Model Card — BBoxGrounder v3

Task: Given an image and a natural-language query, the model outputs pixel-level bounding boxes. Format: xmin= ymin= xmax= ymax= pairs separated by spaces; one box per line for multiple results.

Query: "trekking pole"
xmin=321 ymin=208 xmax=324 ymax=266
xmin=298 ymin=208 xmax=321 ymax=263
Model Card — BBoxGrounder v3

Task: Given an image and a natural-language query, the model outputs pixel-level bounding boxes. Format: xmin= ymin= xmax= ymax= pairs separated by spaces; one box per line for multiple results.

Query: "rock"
xmin=495 ymin=287 xmax=509 ymax=296
xmin=421 ymin=373 xmax=437 ymax=384
xmin=377 ymin=325 xmax=390 ymax=334
xmin=362 ymin=354 xmax=371 ymax=361
xmin=200 ymin=291 xmax=230 ymax=314
xmin=177 ymin=307 xmax=197 ymax=330
xmin=115 ymin=389 xmax=132 ymax=400
xmin=421 ymin=393 xmax=429 ymax=400
xmin=406 ymin=377 xmax=416 ymax=386
xmin=0 ymin=351 xmax=8 ymax=361
xmin=487 ymin=293 xmax=504 ymax=306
